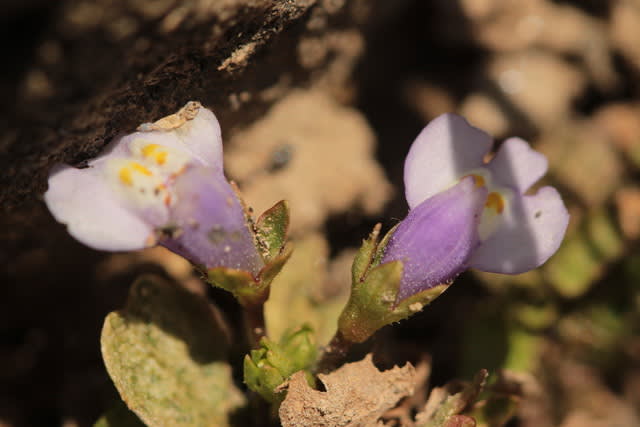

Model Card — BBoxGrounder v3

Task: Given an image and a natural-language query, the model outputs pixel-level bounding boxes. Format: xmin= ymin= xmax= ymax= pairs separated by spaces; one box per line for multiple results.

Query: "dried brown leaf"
xmin=279 ymin=354 xmax=415 ymax=427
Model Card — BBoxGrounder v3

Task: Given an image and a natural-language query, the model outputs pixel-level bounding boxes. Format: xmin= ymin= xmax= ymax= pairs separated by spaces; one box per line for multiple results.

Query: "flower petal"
xmin=113 ymin=106 xmax=223 ymax=170
xmin=44 ymin=165 xmax=155 ymax=251
xmin=382 ymin=177 xmax=487 ymax=301
xmin=487 ymin=137 xmax=548 ymax=192
xmin=161 ymin=167 xmax=263 ymax=275
xmin=469 ymin=186 xmax=569 ymax=274
xmin=404 ymin=113 xmax=492 ymax=209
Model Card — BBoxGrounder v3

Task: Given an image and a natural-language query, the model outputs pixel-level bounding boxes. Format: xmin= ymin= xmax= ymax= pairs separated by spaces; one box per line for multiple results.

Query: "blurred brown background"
xmin=1 ymin=1 xmax=640 ymax=426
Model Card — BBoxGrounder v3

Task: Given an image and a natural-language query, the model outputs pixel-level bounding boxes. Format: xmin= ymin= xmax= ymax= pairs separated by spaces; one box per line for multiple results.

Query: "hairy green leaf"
xmin=101 ymin=276 xmax=245 ymax=427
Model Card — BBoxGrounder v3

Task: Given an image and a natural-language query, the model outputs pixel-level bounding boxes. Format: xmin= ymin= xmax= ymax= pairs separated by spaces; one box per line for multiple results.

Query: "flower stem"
xmin=244 ymin=303 xmax=267 ymax=348
xmin=315 ymin=330 xmax=353 ymax=373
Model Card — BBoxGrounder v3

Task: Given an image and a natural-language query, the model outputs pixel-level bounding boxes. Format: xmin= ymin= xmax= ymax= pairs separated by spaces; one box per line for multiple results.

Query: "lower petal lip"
xmin=44 ymin=164 xmax=156 ymax=251
xmin=469 ymin=186 xmax=569 ymax=274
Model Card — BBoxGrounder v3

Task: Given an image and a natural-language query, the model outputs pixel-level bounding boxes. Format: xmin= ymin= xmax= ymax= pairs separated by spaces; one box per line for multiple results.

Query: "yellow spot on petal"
xmin=141 ymin=143 xmax=159 ymax=157
xmin=118 ymin=162 xmax=152 ymax=186
xmin=155 ymin=151 xmax=168 ymax=165
xmin=131 ymin=162 xmax=152 ymax=176
xmin=485 ymin=192 xmax=504 ymax=213
xmin=119 ymin=168 xmax=133 ymax=186
xmin=141 ymin=144 xmax=168 ymax=165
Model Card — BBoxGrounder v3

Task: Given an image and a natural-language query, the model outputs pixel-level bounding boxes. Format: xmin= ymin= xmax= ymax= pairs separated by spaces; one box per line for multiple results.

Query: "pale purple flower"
xmin=44 ymin=104 xmax=263 ymax=275
xmin=382 ymin=113 xmax=569 ymax=301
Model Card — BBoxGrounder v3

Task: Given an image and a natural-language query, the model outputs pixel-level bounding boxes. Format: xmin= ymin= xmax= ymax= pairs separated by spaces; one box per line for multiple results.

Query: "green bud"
xmin=244 ymin=326 xmax=317 ymax=404
xmin=280 ymin=325 xmax=317 ymax=372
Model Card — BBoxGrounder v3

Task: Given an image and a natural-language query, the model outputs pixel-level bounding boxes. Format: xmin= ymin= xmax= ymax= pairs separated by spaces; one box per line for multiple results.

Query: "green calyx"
xmin=338 ymin=224 xmax=451 ymax=343
xmin=255 ymin=200 xmax=290 ymax=263
xmin=206 ymin=200 xmax=292 ymax=307
xmin=243 ymin=325 xmax=317 ymax=404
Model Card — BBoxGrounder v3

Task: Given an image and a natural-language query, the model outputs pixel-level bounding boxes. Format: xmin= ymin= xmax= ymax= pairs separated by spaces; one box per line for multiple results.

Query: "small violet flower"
xmin=44 ymin=102 xmax=263 ymax=275
xmin=382 ymin=113 xmax=569 ymax=301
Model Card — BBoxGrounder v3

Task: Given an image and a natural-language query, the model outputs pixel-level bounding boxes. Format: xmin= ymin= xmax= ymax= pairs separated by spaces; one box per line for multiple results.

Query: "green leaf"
xmin=279 ymin=325 xmax=318 ymax=373
xmin=244 ymin=326 xmax=317 ymax=404
xmin=101 ymin=276 xmax=246 ymax=427
xmin=255 ymin=200 xmax=290 ymax=262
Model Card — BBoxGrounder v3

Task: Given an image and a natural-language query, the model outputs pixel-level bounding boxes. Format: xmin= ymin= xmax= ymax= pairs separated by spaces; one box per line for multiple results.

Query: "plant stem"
xmin=244 ymin=303 xmax=267 ymax=348
xmin=315 ymin=330 xmax=353 ymax=373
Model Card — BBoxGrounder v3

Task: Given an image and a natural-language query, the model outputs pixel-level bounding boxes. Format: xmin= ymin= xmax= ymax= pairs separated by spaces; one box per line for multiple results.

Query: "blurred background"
xmin=1 ymin=0 xmax=639 ymax=425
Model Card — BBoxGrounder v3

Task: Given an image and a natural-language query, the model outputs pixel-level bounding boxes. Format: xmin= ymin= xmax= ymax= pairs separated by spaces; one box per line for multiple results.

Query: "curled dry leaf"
xmin=279 ymin=354 xmax=415 ymax=427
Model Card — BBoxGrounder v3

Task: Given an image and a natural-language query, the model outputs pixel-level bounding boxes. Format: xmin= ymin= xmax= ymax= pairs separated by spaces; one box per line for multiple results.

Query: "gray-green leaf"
xmin=101 ymin=276 xmax=246 ymax=427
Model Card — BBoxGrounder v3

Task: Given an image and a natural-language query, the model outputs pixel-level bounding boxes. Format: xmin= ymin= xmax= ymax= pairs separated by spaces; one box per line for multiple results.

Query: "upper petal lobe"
xmin=487 ymin=137 xmax=548 ymax=192
xmin=113 ymin=106 xmax=223 ymax=170
xmin=404 ymin=113 xmax=492 ymax=209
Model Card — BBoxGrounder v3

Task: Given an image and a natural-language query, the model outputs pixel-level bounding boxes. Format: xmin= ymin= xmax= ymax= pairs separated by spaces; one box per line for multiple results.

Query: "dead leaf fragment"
xmin=137 ymin=101 xmax=202 ymax=132
xmin=279 ymin=354 xmax=415 ymax=427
